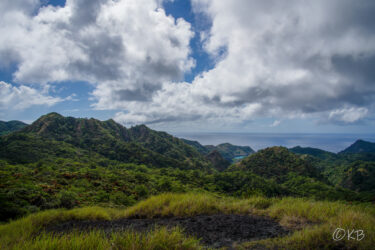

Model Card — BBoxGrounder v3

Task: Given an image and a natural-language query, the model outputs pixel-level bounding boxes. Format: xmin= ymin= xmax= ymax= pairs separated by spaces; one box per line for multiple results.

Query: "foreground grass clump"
xmin=1 ymin=193 xmax=374 ymax=249
xmin=124 ymin=193 xmax=222 ymax=218
xmin=11 ymin=227 xmax=203 ymax=250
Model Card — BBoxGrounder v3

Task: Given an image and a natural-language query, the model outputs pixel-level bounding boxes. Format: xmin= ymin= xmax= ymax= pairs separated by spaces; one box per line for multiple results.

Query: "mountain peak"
xmin=289 ymin=146 xmax=336 ymax=160
xmin=340 ymin=139 xmax=375 ymax=154
xmin=2 ymin=112 xmax=210 ymax=169
xmin=132 ymin=124 xmax=149 ymax=129
xmin=207 ymin=143 xmax=255 ymax=162
xmin=45 ymin=112 xmax=63 ymax=117
xmin=236 ymin=146 xmax=319 ymax=182
xmin=39 ymin=112 xmax=64 ymax=121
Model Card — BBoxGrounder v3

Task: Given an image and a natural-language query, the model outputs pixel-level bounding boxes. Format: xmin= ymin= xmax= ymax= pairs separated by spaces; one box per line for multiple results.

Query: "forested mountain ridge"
xmin=181 ymin=139 xmax=210 ymax=154
xmin=205 ymin=150 xmax=231 ymax=171
xmin=289 ymin=146 xmax=337 ymax=160
xmin=205 ymin=143 xmax=255 ymax=162
xmin=340 ymin=161 xmax=375 ymax=192
xmin=22 ymin=112 xmax=132 ymax=143
xmin=235 ymin=147 xmax=321 ymax=182
xmin=182 ymin=139 xmax=254 ymax=162
xmin=340 ymin=139 xmax=375 ymax=154
xmin=128 ymin=125 xmax=205 ymax=162
xmin=289 ymin=144 xmax=375 ymax=194
xmin=0 ymin=120 xmax=27 ymax=135
xmin=1 ymin=113 xmax=211 ymax=170
xmin=0 ymin=113 xmax=374 ymax=223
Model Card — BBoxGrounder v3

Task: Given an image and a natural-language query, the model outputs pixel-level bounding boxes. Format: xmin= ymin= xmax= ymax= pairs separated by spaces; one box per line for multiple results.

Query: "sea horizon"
xmin=172 ymin=132 xmax=375 ymax=153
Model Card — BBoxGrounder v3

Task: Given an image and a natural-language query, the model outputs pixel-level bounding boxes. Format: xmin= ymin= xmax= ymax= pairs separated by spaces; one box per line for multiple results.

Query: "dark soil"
xmin=46 ymin=214 xmax=290 ymax=249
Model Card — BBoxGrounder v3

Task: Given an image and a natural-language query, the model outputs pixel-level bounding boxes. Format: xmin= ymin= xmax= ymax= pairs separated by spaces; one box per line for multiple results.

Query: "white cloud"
xmin=113 ymin=0 xmax=375 ymax=127
xmin=0 ymin=81 xmax=62 ymax=110
xmin=188 ymin=0 xmax=375 ymax=114
xmin=0 ymin=0 xmax=194 ymax=101
xmin=329 ymin=107 xmax=368 ymax=124
xmin=270 ymin=120 xmax=281 ymax=127
xmin=1 ymin=0 xmax=375 ymax=127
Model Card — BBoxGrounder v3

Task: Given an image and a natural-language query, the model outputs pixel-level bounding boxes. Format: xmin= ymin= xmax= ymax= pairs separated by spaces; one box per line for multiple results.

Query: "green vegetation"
xmin=289 ymin=144 xmax=375 ymax=198
xmin=205 ymin=143 xmax=255 ymax=162
xmin=340 ymin=139 xmax=375 ymax=154
xmin=182 ymin=140 xmax=254 ymax=163
xmin=0 ymin=113 xmax=210 ymax=170
xmin=0 ymin=157 xmax=286 ymax=221
xmin=289 ymin=146 xmax=337 ymax=160
xmin=0 ymin=120 xmax=27 ymax=136
xmin=8 ymin=227 xmax=203 ymax=250
xmin=181 ymin=139 xmax=210 ymax=154
xmin=2 ymin=152 xmax=368 ymax=222
xmin=205 ymin=150 xmax=230 ymax=171
xmin=0 ymin=193 xmax=374 ymax=249
xmin=235 ymin=147 xmax=321 ymax=182
xmin=340 ymin=161 xmax=375 ymax=192
xmin=1 ymin=113 xmax=375 ymax=249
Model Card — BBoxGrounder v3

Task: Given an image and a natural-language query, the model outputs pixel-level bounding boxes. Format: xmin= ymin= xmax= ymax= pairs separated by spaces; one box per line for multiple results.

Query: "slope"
xmin=1 ymin=113 xmax=210 ymax=169
xmin=205 ymin=143 xmax=255 ymax=162
xmin=235 ymin=147 xmax=320 ymax=182
xmin=340 ymin=139 xmax=375 ymax=154
xmin=0 ymin=120 xmax=27 ymax=135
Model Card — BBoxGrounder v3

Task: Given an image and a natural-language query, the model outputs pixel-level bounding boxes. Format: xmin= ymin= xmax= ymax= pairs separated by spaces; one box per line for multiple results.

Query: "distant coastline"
xmin=173 ymin=132 xmax=375 ymax=153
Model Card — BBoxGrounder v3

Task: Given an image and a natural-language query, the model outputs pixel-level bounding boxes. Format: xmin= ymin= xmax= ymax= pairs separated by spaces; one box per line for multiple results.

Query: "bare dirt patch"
xmin=46 ymin=214 xmax=290 ymax=249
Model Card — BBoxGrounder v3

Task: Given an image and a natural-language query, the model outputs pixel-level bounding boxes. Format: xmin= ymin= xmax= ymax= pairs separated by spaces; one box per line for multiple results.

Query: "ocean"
xmin=173 ymin=132 xmax=375 ymax=153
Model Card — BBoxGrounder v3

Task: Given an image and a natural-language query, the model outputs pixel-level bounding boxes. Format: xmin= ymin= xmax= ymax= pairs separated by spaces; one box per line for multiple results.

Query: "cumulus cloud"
xmin=329 ymin=107 xmax=368 ymax=124
xmin=115 ymin=0 xmax=375 ymax=126
xmin=189 ymin=1 xmax=375 ymax=113
xmin=0 ymin=81 xmax=62 ymax=110
xmin=0 ymin=0 xmax=194 ymax=103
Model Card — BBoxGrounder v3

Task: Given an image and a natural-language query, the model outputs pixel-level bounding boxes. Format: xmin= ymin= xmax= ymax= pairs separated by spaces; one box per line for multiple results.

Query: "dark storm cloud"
xmin=332 ymin=55 xmax=375 ymax=85
xmin=329 ymin=1 xmax=375 ymax=35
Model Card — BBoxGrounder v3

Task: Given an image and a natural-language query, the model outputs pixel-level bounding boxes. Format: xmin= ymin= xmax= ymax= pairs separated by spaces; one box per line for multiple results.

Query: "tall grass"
xmin=10 ymin=227 xmax=203 ymax=250
xmin=1 ymin=193 xmax=374 ymax=249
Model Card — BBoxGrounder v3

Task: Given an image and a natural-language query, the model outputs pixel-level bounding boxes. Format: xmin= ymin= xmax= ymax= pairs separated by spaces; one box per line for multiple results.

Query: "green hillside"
xmin=340 ymin=139 xmax=375 ymax=154
xmin=1 ymin=113 xmax=209 ymax=170
xmin=206 ymin=143 xmax=255 ymax=162
xmin=128 ymin=125 xmax=208 ymax=166
xmin=0 ymin=120 xmax=27 ymax=135
xmin=183 ymin=139 xmax=255 ymax=162
xmin=340 ymin=161 xmax=375 ymax=192
xmin=289 ymin=146 xmax=336 ymax=160
xmin=181 ymin=139 xmax=210 ymax=154
xmin=290 ymin=145 xmax=375 ymax=195
xmin=1 ymin=113 xmax=374 ymax=249
xmin=236 ymin=147 xmax=320 ymax=182
xmin=205 ymin=150 xmax=230 ymax=171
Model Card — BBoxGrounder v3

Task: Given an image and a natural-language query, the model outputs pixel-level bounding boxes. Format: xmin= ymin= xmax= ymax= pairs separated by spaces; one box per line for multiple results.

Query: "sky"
xmin=1 ymin=0 xmax=375 ymax=134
